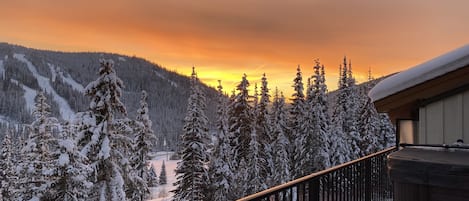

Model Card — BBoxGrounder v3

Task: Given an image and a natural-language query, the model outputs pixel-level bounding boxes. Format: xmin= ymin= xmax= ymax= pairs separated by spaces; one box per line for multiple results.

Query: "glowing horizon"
xmin=1 ymin=0 xmax=469 ymax=97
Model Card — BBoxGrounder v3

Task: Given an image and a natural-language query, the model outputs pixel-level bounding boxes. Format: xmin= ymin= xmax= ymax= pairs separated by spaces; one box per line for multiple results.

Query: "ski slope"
xmin=48 ymin=63 xmax=85 ymax=92
xmin=10 ymin=79 xmax=37 ymax=113
xmin=13 ymin=54 xmax=75 ymax=120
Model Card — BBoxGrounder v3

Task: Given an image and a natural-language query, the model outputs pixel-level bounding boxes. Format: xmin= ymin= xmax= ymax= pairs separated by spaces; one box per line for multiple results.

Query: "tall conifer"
xmin=75 ymin=59 xmax=128 ymax=200
xmin=173 ymin=67 xmax=210 ymax=201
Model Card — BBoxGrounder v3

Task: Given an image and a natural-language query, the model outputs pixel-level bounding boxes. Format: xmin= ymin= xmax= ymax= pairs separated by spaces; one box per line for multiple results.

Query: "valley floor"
xmin=148 ymin=152 xmax=178 ymax=201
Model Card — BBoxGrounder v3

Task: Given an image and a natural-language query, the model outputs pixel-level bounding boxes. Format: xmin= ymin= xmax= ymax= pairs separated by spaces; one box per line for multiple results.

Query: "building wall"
xmin=418 ymin=89 xmax=469 ymax=144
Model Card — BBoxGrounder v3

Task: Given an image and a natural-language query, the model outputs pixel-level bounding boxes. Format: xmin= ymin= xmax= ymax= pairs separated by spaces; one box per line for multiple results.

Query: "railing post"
xmin=309 ymin=177 xmax=320 ymax=201
xmin=364 ymin=158 xmax=372 ymax=201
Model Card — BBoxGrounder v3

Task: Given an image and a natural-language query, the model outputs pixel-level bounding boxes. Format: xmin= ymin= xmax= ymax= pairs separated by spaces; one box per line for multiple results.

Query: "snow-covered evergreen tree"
xmin=53 ymin=122 xmax=93 ymax=201
xmin=344 ymin=59 xmax=362 ymax=160
xmin=289 ymin=65 xmax=308 ymax=178
xmin=358 ymin=72 xmax=382 ymax=157
xmin=378 ymin=113 xmax=396 ymax=149
xmin=330 ymin=61 xmax=352 ymax=166
xmin=234 ymin=158 xmax=250 ymax=197
xmin=159 ymin=160 xmax=167 ymax=185
xmin=208 ymin=80 xmax=235 ymax=201
xmin=242 ymin=85 xmax=268 ymax=195
xmin=130 ymin=90 xmax=156 ymax=200
xmin=15 ymin=91 xmax=59 ymax=200
xmin=173 ymin=67 xmax=210 ymax=201
xmin=148 ymin=164 xmax=159 ymax=187
xmin=307 ymin=60 xmax=331 ymax=171
xmin=245 ymin=121 xmax=268 ymax=195
xmin=228 ymin=74 xmax=254 ymax=164
xmin=75 ymin=59 xmax=128 ymax=200
xmin=255 ymin=73 xmax=274 ymax=186
xmin=271 ymin=89 xmax=291 ymax=185
xmin=0 ymin=132 xmax=14 ymax=199
xmin=358 ymin=98 xmax=381 ymax=157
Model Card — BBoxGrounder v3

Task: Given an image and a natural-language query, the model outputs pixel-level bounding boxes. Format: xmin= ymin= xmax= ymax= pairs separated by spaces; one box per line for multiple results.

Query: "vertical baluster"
xmin=352 ymin=165 xmax=354 ymax=201
xmin=302 ymin=183 xmax=306 ymax=201
xmin=378 ymin=156 xmax=381 ymax=201
xmin=348 ymin=165 xmax=352 ymax=201
xmin=359 ymin=163 xmax=362 ymax=201
xmin=337 ymin=168 xmax=344 ymax=201
xmin=309 ymin=177 xmax=320 ymax=201
xmin=360 ymin=160 xmax=365 ymax=200
xmin=368 ymin=158 xmax=378 ymax=200
xmin=355 ymin=163 xmax=358 ymax=201
xmin=328 ymin=173 xmax=331 ymax=201
xmin=332 ymin=171 xmax=337 ymax=200
xmin=337 ymin=170 xmax=341 ymax=201
xmin=321 ymin=176 xmax=325 ymax=201
xmin=344 ymin=167 xmax=348 ymax=201
xmin=290 ymin=186 xmax=293 ymax=201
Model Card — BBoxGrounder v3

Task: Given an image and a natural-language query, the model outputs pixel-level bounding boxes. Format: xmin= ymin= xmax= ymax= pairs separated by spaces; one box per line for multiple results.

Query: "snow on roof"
xmin=369 ymin=44 xmax=469 ymax=102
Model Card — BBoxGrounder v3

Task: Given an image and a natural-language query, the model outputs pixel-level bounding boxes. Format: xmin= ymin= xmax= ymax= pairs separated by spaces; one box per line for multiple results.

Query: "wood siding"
xmin=419 ymin=90 xmax=469 ymax=144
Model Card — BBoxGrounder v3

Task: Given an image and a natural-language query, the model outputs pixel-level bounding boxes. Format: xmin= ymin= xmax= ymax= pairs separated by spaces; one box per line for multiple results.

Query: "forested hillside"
xmin=0 ymin=43 xmax=218 ymax=150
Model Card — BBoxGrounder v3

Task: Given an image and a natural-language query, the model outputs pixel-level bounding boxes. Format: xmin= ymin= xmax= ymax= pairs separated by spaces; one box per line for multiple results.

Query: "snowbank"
xmin=369 ymin=44 xmax=469 ymax=102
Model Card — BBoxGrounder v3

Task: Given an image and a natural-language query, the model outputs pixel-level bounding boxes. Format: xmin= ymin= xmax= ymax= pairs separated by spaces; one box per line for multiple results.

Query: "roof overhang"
xmin=373 ymin=65 xmax=469 ymax=121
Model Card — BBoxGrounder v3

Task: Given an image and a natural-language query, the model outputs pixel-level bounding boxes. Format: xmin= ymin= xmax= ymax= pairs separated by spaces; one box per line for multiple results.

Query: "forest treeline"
xmin=173 ymin=58 xmax=395 ymax=200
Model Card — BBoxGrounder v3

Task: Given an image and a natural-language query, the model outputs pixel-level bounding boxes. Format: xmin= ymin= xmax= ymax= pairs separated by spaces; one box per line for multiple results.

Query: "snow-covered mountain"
xmin=0 ymin=43 xmax=218 ymax=149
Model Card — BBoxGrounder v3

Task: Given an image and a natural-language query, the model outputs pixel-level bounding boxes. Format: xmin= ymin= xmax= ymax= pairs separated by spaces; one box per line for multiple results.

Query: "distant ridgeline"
xmin=0 ymin=43 xmax=218 ymax=150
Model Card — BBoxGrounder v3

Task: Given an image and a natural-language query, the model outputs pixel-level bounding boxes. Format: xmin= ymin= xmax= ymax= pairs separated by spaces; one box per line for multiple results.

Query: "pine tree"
xmin=228 ymin=74 xmax=253 ymax=164
xmin=53 ymin=122 xmax=93 ymax=201
xmin=378 ymin=113 xmax=396 ymax=149
xmin=358 ymin=98 xmax=381 ymax=157
xmin=75 ymin=59 xmax=128 ymax=200
xmin=256 ymin=73 xmax=274 ymax=186
xmin=159 ymin=160 xmax=167 ymax=185
xmin=358 ymin=73 xmax=381 ymax=157
xmin=15 ymin=91 xmax=59 ymax=200
xmin=130 ymin=90 xmax=156 ymax=200
xmin=271 ymin=89 xmax=291 ymax=185
xmin=330 ymin=60 xmax=352 ymax=166
xmin=173 ymin=67 xmax=210 ymax=201
xmin=0 ymin=132 xmax=14 ymax=199
xmin=289 ymin=65 xmax=308 ymax=178
xmin=111 ymin=117 xmax=139 ymax=201
xmin=245 ymin=121 xmax=267 ymax=195
xmin=208 ymin=80 xmax=235 ymax=201
xmin=307 ymin=60 xmax=331 ymax=171
xmin=147 ymin=164 xmax=159 ymax=187
xmin=243 ymin=85 xmax=268 ymax=194
xmin=344 ymin=59 xmax=362 ymax=160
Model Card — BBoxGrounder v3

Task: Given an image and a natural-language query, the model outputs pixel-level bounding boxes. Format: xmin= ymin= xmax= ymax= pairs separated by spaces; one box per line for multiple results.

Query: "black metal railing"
xmin=237 ymin=147 xmax=396 ymax=201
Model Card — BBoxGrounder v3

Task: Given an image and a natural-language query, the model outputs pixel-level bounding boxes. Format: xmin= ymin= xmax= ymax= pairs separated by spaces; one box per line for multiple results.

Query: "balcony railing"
xmin=237 ymin=147 xmax=396 ymax=201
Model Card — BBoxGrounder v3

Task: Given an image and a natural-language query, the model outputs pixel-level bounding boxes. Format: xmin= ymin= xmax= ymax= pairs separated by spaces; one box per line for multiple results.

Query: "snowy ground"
xmin=148 ymin=152 xmax=179 ymax=201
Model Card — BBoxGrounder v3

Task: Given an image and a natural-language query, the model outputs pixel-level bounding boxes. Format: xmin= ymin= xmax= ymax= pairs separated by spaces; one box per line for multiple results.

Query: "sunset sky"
xmin=1 ymin=0 xmax=469 ymax=96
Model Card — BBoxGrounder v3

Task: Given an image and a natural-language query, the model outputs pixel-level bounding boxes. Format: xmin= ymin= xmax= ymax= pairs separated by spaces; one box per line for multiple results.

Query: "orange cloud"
xmin=1 ymin=0 xmax=469 ymax=97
